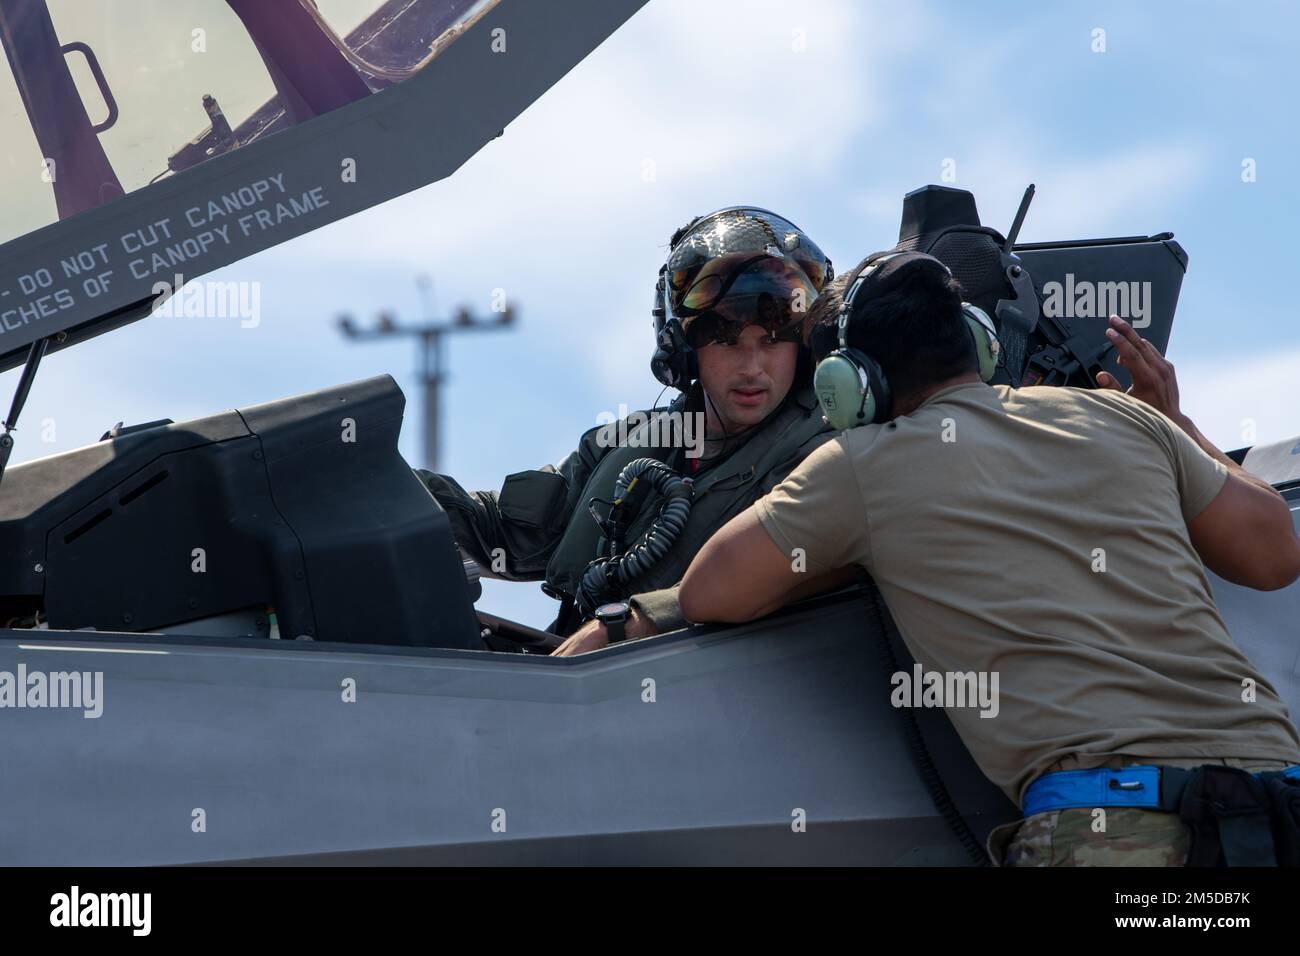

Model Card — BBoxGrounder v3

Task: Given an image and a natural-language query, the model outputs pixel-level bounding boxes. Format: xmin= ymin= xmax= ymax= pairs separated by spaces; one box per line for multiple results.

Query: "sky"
xmin=2 ymin=0 xmax=1298 ymax=627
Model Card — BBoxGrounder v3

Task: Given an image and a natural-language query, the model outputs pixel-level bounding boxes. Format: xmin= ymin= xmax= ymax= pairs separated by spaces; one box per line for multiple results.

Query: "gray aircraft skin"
xmin=0 ymin=492 xmax=1297 ymax=866
xmin=2 ymin=0 xmax=1298 ymax=868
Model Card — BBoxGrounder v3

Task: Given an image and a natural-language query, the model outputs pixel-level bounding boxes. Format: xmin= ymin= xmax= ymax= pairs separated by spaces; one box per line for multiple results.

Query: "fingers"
xmin=1094 ymin=371 xmax=1122 ymax=391
xmin=1122 ymin=316 xmax=1161 ymax=359
xmin=1109 ymin=314 xmax=1174 ymax=380
xmin=1107 ymin=314 xmax=1145 ymax=348
xmin=1106 ymin=315 xmax=1164 ymax=376
xmin=1107 ymin=315 xmax=1165 ymax=364
xmin=1105 ymin=316 xmax=1145 ymax=361
xmin=1105 ymin=321 xmax=1147 ymax=373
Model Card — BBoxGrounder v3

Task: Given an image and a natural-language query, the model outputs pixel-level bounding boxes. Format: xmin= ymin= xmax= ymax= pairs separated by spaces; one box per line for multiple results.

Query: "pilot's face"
xmin=695 ymin=323 xmax=799 ymax=430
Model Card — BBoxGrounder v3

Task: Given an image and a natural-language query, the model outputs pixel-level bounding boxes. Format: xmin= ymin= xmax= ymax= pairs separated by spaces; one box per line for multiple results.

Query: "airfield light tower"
xmin=337 ymin=276 xmax=515 ymax=471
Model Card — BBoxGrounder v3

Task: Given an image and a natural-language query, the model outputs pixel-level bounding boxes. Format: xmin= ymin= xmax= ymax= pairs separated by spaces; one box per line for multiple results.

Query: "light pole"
xmin=338 ymin=278 xmax=516 ymax=471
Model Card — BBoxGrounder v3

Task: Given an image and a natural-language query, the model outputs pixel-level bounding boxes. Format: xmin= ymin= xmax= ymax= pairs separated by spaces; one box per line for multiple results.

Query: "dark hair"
xmin=803 ymin=271 xmax=849 ymax=359
xmin=810 ymin=254 xmax=977 ymax=400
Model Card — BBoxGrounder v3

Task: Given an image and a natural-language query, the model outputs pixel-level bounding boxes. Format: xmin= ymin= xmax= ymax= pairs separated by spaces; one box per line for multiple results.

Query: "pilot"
xmin=679 ymin=251 xmax=1300 ymax=866
xmin=416 ymin=207 xmax=838 ymax=656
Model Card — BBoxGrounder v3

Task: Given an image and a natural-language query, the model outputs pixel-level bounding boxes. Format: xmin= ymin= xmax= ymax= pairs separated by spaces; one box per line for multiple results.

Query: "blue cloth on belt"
xmin=1023 ymin=763 xmax=1300 ymax=817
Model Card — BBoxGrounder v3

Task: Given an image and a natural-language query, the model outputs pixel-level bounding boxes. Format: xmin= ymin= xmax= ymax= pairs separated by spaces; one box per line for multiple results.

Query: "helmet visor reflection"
xmin=665 ymin=208 xmax=831 ymax=319
xmin=680 ymin=257 xmax=817 ymax=347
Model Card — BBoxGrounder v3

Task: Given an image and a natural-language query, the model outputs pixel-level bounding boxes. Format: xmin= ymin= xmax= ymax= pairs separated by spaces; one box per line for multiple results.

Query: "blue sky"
xmin=4 ymin=0 xmax=1298 ymax=626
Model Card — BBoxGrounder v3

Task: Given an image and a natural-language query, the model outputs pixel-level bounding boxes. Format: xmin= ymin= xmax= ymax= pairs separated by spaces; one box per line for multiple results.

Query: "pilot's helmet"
xmin=663 ymin=207 xmax=834 ymax=349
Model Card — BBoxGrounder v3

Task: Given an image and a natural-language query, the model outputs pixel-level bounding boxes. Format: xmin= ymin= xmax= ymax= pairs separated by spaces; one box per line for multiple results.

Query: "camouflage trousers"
xmin=990 ymin=807 xmax=1189 ymax=866
xmin=987 ymin=756 xmax=1298 ymax=867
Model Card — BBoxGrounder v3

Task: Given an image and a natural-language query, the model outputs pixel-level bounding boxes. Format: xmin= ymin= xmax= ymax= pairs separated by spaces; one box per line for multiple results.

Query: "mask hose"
xmin=576 ymin=458 xmax=693 ymax=616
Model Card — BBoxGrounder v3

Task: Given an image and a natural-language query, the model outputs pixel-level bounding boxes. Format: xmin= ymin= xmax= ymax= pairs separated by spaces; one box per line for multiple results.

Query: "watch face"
xmin=595 ymin=602 xmax=629 ymax=619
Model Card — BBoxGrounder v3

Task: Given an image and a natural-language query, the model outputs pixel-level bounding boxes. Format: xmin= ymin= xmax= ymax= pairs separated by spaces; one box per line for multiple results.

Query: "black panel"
xmin=0 ymin=375 xmax=482 ymax=649
xmin=1015 ymin=235 xmax=1188 ymax=365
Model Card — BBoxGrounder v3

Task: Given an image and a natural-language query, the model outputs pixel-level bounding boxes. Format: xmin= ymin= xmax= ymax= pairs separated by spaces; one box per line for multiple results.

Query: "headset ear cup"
xmin=815 ymin=353 xmax=872 ymax=430
xmin=962 ymin=304 xmax=1001 ymax=382
xmin=849 ymin=348 xmax=890 ymax=423
xmin=650 ymin=315 xmax=698 ymax=390
xmin=815 ymin=350 xmax=886 ymax=429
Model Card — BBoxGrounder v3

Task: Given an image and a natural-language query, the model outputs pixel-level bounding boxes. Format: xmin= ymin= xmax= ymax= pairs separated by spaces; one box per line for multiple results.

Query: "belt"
xmin=1022 ymin=763 xmax=1300 ymax=817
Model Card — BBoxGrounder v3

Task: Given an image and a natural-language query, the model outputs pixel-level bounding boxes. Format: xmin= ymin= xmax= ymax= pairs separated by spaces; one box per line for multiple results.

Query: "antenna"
xmin=992 ymin=184 xmax=1041 ymax=385
xmin=1003 ymin=183 xmax=1035 ymax=251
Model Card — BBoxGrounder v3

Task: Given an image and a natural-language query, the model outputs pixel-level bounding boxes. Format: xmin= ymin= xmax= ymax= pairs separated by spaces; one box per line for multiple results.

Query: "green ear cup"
xmin=815 ymin=352 xmax=876 ymax=430
xmin=962 ymin=304 xmax=1001 ymax=382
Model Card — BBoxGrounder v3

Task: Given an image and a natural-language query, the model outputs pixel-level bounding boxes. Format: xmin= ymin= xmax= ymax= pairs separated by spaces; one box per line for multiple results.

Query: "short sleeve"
xmin=1111 ymin=394 xmax=1229 ymax=523
xmin=1162 ymin=417 xmax=1230 ymax=522
xmin=752 ymin=436 xmax=871 ymax=573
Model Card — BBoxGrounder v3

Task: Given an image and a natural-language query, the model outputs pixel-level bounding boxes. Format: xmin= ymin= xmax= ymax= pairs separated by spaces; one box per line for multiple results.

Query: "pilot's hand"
xmin=550 ymin=607 xmax=656 ymax=657
xmin=1096 ymin=314 xmax=1184 ymax=424
xmin=550 ymin=619 xmax=610 ymax=657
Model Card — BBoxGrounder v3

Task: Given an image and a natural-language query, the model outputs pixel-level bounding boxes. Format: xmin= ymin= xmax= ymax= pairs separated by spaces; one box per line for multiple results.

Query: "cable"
xmin=703 ymin=384 xmax=751 ymax=459
xmin=575 ymin=458 xmax=693 ymax=615
xmin=864 ymin=575 xmax=992 ymax=866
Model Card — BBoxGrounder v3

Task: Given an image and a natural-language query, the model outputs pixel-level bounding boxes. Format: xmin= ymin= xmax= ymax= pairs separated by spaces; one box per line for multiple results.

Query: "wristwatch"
xmin=594 ymin=601 xmax=632 ymax=644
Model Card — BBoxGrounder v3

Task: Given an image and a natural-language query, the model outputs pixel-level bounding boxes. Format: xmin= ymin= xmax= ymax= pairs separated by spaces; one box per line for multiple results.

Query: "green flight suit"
xmin=415 ymin=380 xmax=833 ymax=638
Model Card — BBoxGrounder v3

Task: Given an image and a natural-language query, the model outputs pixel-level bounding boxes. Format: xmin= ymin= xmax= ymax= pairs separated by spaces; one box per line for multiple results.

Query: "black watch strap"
xmin=606 ymin=616 xmax=626 ymax=644
xmin=595 ymin=601 xmax=631 ymax=644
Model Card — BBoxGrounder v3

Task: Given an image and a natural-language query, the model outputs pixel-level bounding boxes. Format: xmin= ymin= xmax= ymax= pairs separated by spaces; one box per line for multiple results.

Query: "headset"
xmin=650 ymin=264 xmax=699 ymax=390
xmin=813 ymin=252 xmax=1001 ymax=430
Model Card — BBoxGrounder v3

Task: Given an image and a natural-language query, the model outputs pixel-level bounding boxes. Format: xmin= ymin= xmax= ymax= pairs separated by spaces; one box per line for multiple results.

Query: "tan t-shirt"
xmin=754 ymin=381 xmax=1300 ymax=805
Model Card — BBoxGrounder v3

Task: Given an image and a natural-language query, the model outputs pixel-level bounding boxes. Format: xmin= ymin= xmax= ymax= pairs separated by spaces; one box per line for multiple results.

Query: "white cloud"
xmin=300 ymin=0 xmax=917 ymax=257
xmin=283 ymin=0 xmax=930 ymax=397
xmin=958 ymin=141 xmax=1211 ymax=242
xmin=846 ymin=129 xmax=1211 ymax=245
xmin=837 ymin=5 xmax=1212 ymax=244
xmin=1174 ymin=347 xmax=1300 ymax=453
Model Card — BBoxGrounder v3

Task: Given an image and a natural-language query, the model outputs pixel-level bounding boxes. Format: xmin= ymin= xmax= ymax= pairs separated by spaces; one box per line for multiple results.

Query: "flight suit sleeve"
xmin=752 ymin=436 xmax=872 ymax=574
xmin=414 ymin=468 xmax=561 ymax=580
xmin=628 ymin=586 xmax=685 ymax=636
xmin=414 ymin=428 xmax=608 ymax=581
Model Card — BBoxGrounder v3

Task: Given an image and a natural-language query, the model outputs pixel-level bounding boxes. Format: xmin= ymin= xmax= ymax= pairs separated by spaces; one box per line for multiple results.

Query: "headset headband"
xmin=839 ymin=252 xmax=906 ymax=350
xmin=837 ymin=251 xmax=961 ymax=350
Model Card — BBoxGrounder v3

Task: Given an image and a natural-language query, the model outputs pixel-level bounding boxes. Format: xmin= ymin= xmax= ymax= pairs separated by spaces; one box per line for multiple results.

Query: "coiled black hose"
xmin=576 ymin=458 xmax=693 ymax=615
